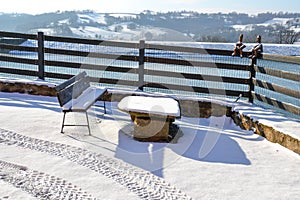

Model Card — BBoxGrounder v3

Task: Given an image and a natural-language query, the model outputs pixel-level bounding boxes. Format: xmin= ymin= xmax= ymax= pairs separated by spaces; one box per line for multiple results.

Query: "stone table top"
xmin=117 ymin=96 xmax=181 ymax=118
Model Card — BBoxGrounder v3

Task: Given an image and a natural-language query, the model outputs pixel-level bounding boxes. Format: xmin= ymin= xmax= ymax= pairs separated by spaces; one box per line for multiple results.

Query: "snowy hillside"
xmin=2 ymin=11 xmax=299 ymax=43
xmin=30 ymin=12 xmax=192 ymax=41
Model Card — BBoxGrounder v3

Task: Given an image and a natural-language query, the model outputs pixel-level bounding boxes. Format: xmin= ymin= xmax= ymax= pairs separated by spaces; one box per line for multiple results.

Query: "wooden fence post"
xmin=248 ymin=58 xmax=257 ymax=103
xmin=138 ymin=40 xmax=145 ymax=90
xmin=37 ymin=32 xmax=45 ymax=80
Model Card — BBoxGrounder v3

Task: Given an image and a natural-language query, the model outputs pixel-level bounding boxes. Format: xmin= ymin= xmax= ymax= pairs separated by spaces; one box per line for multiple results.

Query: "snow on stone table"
xmin=118 ymin=96 xmax=181 ymax=142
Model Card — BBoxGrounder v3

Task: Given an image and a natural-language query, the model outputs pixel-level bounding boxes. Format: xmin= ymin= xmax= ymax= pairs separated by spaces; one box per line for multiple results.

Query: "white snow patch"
xmin=77 ymin=13 xmax=106 ymax=25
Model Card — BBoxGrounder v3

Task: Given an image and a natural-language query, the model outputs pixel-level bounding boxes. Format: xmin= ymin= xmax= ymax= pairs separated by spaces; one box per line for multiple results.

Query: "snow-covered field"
xmin=150 ymin=41 xmax=300 ymax=56
xmin=16 ymin=36 xmax=300 ymax=57
xmin=0 ymin=91 xmax=300 ymax=199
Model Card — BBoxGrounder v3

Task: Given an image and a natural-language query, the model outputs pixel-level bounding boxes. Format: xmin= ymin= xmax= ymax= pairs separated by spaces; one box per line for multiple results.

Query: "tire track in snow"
xmin=0 ymin=129 xmax=192 ymax=200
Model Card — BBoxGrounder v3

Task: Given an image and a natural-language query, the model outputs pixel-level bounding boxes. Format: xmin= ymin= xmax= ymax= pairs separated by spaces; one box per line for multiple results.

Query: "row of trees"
xmin=195 ymin=26 xmax=300 ymax=44
xmin=196 ymin=30 xmax=300 ymax=44
xmin=117 ymin=11 xmax=300 ymax=44
xmin=277 ymin=30 xmax=300 ymax=44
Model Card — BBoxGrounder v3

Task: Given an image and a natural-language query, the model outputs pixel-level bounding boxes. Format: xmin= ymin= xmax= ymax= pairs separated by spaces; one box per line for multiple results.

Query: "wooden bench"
xmin=55 ymin=71 xmax=107 ymax=135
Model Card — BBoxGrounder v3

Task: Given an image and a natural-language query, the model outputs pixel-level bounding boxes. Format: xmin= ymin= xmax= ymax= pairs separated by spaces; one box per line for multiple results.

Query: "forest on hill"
xmin=0 ymin=10 xmax=299 ymax=43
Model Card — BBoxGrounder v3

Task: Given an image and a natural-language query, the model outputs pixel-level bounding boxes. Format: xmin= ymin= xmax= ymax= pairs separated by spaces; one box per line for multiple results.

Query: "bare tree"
xmin=278 ymin=29 xmax=300 ymax=44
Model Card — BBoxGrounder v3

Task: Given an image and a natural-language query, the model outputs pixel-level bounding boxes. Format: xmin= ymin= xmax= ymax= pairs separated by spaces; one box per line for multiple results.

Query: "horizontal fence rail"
xmin=0 ymin=31 xmax=300 ymax=117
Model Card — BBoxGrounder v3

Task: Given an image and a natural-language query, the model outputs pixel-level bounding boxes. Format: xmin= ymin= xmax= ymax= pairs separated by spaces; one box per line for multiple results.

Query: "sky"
xmin=0 ymin=0 xmax=299 ymax=15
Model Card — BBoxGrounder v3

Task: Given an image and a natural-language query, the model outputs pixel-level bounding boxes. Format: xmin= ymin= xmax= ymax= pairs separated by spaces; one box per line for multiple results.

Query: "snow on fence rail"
xmin=0 ymin=30 xmax=299 ymax=117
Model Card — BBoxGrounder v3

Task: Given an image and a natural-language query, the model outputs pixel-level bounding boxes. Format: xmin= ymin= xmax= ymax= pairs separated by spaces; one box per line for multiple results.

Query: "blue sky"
xmin=1 ymin=0 xmax=299 ymax=14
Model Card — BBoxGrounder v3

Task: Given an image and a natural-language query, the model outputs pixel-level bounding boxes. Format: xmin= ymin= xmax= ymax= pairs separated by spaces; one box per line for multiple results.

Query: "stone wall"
xmin=102 ymin=92 xmax=231 ymax=118
xmin=0 ymin=81 xmax=56 ymax=96
xmin=230 ymin=111 xmax=300 ymax=155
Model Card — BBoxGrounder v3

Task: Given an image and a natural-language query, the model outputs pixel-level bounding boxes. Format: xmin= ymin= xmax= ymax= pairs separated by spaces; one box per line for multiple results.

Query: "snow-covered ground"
xmin=0 ymin=91 xmax=300 ymax=200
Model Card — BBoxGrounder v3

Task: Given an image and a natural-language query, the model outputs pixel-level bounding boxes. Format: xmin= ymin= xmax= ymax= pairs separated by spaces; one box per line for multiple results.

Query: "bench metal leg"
xmin=85 ymin=111 xmax=91 ymax=136
xmin=60 ymin=111 xmax=91 ymax=135
xmin=61 ymin=112 xmax=66 ymax=133
xmin=95 ymin=101 xmax=106 ymax=114
xmin=103 ymin=101 xmax=106 ymax=114
xmin=94 ymin=101 xmax=106 ymax=123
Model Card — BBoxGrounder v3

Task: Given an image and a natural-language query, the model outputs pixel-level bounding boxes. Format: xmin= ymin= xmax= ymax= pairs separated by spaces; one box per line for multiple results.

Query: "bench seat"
xmin=62 ymin=87 xmax=107 ymax=112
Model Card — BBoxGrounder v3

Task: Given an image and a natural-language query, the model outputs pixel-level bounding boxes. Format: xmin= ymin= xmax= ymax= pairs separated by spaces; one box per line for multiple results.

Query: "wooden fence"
xmin=0 ymin=31 xmax=299 ymax=116
xmin=251 ymin=54 xmax=300 ymax=116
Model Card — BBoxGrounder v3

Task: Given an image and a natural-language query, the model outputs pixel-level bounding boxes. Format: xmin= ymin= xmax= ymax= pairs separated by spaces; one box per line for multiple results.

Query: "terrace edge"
xmin=0 ymin=81 xmax=299 ymax=155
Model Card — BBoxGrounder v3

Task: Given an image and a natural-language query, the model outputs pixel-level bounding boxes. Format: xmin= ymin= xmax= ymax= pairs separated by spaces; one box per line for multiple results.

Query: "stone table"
xmin=118 ymin=96 xmax=181 ymax=142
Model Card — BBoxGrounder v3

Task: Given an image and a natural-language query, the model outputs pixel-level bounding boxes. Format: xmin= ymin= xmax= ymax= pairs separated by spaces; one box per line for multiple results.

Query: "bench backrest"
xmin=55 ymin=71 xmax=91 ymax=106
